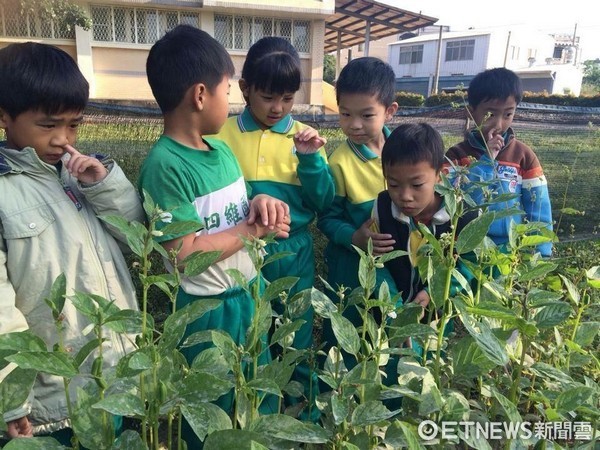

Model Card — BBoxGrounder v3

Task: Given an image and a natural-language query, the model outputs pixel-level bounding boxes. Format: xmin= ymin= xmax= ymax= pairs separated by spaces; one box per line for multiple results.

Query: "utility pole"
xmin=572 ymin=23 xmax=578 ymax=65
xmin=432 ymin=25 xmax=443 ymax=95
xmin=503 ymin=31 xmax=512 ymax=67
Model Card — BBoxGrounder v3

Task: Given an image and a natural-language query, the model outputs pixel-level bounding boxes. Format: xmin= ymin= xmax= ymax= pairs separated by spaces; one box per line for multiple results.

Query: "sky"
xmin=380 ymin=0 xmax=600 ymax=61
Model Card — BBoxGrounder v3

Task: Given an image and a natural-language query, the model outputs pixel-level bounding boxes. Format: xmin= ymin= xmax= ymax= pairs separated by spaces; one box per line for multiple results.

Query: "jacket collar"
xmin=346 ymin=126 xmax=391 ymax=162
xmin=236 ymin=107 xmax=294 ymax=134
xmin=0 ymin=143 xmax=56 ymax=176
xmin=467 ymin=127 xmax=515 ymax=154
xmin=390 ymin=198 xmax=450 ymax=227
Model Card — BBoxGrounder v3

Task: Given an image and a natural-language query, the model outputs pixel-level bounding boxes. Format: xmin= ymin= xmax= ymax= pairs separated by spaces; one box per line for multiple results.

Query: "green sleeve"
xmin=317 ymin=195 xmax=356 ymax=251
xmin=296 ymin=151 xmax=335 ymax=213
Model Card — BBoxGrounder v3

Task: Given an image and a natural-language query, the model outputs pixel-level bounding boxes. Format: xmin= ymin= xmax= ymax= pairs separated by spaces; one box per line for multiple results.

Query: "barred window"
xmin=90 ymin=5 xmax=199 ymax=44
xmin=214 ymin=14 xmax=311 ymax=53
xmin=0 ymin=3 xmax=75 ymax=39
xmin=445 ymin=39 xmax=475 ymax=62
xmin=398 ymin=45 xmax=423 ymax=64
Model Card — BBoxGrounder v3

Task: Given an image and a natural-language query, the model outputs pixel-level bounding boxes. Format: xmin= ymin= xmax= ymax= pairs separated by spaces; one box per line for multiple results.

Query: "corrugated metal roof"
xmin=325 ymin=0 xmax=437 ymax=53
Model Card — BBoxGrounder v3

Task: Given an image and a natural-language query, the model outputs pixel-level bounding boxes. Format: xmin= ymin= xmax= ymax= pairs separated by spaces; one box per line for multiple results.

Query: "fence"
xmin=78 ymin=102 xmax=600 ymax=241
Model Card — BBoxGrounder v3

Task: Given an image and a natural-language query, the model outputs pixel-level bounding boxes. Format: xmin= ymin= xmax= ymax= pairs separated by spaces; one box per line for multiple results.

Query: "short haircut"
xmin=241 ymin=37 xmax=301 ymax=95
xmin=468 ymin=67 xmax=523 ymax=108
xmin=146 ymin=25 xmax=235 ymax=113
xmin=0 ymin=42 xmax=88 ymax=119
xmin=382 ymin=123 xmax=445 ymax=172
xmin=335 ymin=57 xmax=396 ymax=107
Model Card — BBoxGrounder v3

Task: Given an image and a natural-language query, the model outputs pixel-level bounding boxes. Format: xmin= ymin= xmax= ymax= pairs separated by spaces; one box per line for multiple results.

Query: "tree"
xmin=8 ymin=0 xmax=91 ymax=33
xmin=582 ymin=59 xmax=600 ymax=90
xmin=323 ymin=54 xmax=336 ymax=84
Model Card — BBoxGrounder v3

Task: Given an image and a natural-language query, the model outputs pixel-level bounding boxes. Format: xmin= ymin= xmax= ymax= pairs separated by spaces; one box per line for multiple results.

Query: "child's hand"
xmin=63 ymin=144 xmax=108 ymax=184
xmin=292 ymin=127 xmax=327 ymax=155
xmin=351 ymin=218 xmax=395 ymax=256
xmin=248 ymin=194 xmax=290 ymax=231
xmin=255 ymin=218 xmax=291 ymax=239
xmin=7 ymin=416 xmax=33 ymax=438
xmin=412 ymin=289 xmax=430 ymax=308
xmin=486 ymin=130 xmax=504 ymax=160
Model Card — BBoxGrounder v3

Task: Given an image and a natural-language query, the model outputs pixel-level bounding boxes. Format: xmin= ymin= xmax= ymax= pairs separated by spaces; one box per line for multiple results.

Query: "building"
xmin=388 ymin=27 xmax=583 ymax=96
xmin=0 ymin=0 xmax=335 ymax=111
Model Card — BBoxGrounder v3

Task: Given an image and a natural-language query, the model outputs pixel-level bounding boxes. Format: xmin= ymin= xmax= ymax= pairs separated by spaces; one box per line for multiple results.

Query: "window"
xmin=398 ymin=45 xmax=423 ymax=64
xmin=90 ymin=5 xmax=199 ymax=44
xmin=445 ymin=39 xmax=475 ymax=61
xmin=214 ymin=14 xmax=310 ymax=53
xmin=0 ymin=3 xmax=74 ymax=39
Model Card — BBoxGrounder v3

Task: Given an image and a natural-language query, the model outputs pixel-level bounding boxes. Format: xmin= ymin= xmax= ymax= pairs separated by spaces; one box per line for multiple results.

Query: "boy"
xmin=317 ymin=57 xmax=398 ymax=297
xmin=0 ymin=42 xmax=143 ymax=441
xmin=444 ymin=67 xmax=553 ymax=256
xmin=317 ymin=58 xmax=398 ymax=362
xmin=138 ymin=25 xmax=289 ymax=440
xmin=373 ymin=123 xmax=477 ymax=308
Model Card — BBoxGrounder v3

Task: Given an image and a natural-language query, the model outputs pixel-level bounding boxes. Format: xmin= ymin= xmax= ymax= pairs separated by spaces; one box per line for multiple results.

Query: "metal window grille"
xmin=91 ymin=5 xmax=200 ymax=44
xmin=0 ymin=4 xmax=73 ymax=39
xmin=214 ymin=14 xmax=310 ymax=52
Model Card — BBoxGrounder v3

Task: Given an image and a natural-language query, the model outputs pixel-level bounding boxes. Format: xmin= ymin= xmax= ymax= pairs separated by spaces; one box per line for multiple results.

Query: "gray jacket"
xmin=0 ymin=145 xmax=143 ymax=434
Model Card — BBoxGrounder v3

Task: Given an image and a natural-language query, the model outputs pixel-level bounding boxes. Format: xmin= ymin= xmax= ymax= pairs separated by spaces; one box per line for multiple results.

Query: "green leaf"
xmin=520 ymin=235 xmax=552 ymax=247
xmin=555 ymin=386 xmax=594 ymax=412
xmin=467 ymin=302 xmax=517 ymax=321
xmin=586 ymin=266 xmax=600 ymax=288
xmin=129 ymin=351 xmax=153 ymax=371
xmin=385 ymin=421 xmax=426 ymax=450
xmin=180 ymin=371 xmax=234 ymax=404
xmin=104 ymin=309 xmax=151 ymax=334
xmin=419 ymin=373 xmax=444 ymax=416
xmin=534 ymin=302 xmax=572 ymax=328
xmin=0 ymin=331 xmax=47 ymax=353
xmin=92 ymin=393 xmax=145 ymax=417
xmin=416 ymin=223 xmax=443 ymax=257
xmin=262 ymin=276 xmax=298 ymax=302
xmin=455 ymin=212 xmax=494 ymax=254
xmin=491 ymin=386 xmax=522 ymax=424
xmin=389 ymin=324 xmax=436 ymax=346
xmin=2 ymin=437 xmax=67 ymax=449
xmin=451 ymin=336 xmax=497 ymax=379
xmin=263 ymin=251 xmax=295 ymax=267
xmin=183 ymin=250 xmax=222 ymax=277
xmin=69 ymin=291 xmax=100 ymax=324
xmin=161 ymin=220 xmax=203 ymax=237
xmin=73 ymin=338 xmax=103 ymax=368
xmin=270 ymin=319 xmax=305 ymax=347
xmin=181 ymin=402 xmax=232 ymax=443
xmin=331 ymin=392 xmax=349 ymax=425
xmin=286 ymin=289 xmax=312 ymax=320
xmin=112 ymin=430 xmax=148 ymax=450
xmin=559 ymin=274 xmax=581 ymax=304
xmin=530 ymin=362 xmax=573 ymax=385
xmin=574 ymin=322 xmax=600 ymax=347
xmin=6 ymin=352 xmax=78 ymax=378
xmin=519 ymin=262 xmax=558 ymax=282
xmin=191 ymin=347 xmax=230 ymax=376
xmin=310 ymin=288 xmax=338 ymax=319
xmin=45 ymin=273 xmax=67 ymax=320
xmin=351 ymin=400 xmax=398 ymax=426
xmin=211 ymin=330 xmax=240 ymax=368
xmin=330 ymin=312 xmax=360 ymax=356
xmin=246 ymin=378 xmax=282 ymax=397
xmin=224 ymin=268 xmax=249 ymax=290
xmin=0 ymin=367 xmax=37 ymax=414
xmin=204 ymin=429 xmax=271 ymax=450
xmin=249 ymin=414 xmax=330 ymax=443
xmin=377 ymin=249 xmax=408 ymax=264
xmin=526 ymin=288 xmax=563 ymax=306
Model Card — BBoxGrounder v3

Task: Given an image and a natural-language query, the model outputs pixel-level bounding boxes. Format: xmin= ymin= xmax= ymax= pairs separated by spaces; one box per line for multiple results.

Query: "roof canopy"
xmin=325 ymin=0 xmax=438 ymax=53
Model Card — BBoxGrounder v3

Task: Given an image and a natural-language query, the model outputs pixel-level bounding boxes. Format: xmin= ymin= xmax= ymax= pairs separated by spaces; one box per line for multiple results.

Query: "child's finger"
xmin=62 ymin=144 xmax=81 ymax=157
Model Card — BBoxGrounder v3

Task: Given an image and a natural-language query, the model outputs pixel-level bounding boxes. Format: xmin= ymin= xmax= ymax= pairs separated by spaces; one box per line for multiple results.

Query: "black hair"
xmin=382 ymin=123 xmax=445 ymax=172
xmin=0 ymin=42 xmax=88 ymax=119
xmin=468 ymin=67 xmax=523 ymax=107
xmin=241 ymin=37 xmax=301 ymax=95
xmin=335 ymin=57 xmax=396 ymax=106
xmin=146 ymin=25 xmax=235 ymax=113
